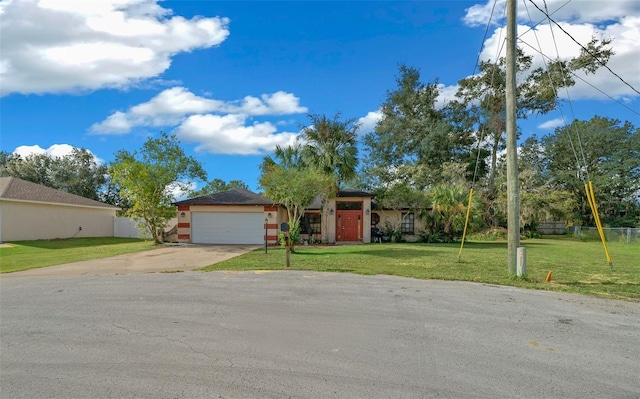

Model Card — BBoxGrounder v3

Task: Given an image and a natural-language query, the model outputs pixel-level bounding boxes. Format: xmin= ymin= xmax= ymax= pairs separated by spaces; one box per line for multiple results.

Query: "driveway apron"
xmin=1 ymin=244 xmax=257 ymax=277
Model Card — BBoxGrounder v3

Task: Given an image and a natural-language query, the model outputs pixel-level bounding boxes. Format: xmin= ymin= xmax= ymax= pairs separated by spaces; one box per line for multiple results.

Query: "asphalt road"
xmin=1 ymin=271 xmax=639 ymax=398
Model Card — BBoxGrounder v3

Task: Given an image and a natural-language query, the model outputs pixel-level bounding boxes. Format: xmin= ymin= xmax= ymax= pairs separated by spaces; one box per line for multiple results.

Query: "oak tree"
xmin=110 ymin=132 xmax=206 ymax=243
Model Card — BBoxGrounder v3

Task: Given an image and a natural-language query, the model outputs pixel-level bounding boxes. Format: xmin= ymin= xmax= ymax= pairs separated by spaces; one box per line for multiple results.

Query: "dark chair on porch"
xmin=371 ymin=227 xmax=384 ymax=243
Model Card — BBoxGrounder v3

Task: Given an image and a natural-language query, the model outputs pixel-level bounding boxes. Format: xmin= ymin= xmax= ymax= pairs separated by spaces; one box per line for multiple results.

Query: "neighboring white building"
xmin=0 ymin=177 xmax=118 ymax=242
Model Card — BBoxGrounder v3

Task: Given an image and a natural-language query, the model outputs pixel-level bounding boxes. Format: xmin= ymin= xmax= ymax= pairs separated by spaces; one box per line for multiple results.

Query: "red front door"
xmin=336 ymin=210 xmax=361 ymax=242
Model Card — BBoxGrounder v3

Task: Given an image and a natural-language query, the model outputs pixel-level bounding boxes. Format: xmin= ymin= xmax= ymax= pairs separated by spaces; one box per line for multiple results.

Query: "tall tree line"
xmin=360 ymin=54 xmax=639 ymax=233
xmin=1 ymin=148 xmax=108 ymax=202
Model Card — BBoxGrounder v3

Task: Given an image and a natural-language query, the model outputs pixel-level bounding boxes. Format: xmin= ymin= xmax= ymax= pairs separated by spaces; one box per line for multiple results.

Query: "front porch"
xmin=299 ymin=189 xmax=374 ymax=244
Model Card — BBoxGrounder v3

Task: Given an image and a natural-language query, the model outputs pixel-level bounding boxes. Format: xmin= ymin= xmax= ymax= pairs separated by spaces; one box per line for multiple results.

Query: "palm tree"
xmin=261 ymin=143 xmax=306 ymax=172
xmin=429 ymin=183 xmax=480 ymax=242
xmin=297 ymin=113 xmax=359 ymax=243
xmin=259 ymin=142 xmax=333 ymax=251
xmin=299 ymin=113 xmax=359 ymax=190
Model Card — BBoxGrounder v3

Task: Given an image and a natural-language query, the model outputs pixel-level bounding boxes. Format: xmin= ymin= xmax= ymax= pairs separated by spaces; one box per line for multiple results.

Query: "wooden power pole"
xmin=506 ymin=0 xmax=520 ymax=275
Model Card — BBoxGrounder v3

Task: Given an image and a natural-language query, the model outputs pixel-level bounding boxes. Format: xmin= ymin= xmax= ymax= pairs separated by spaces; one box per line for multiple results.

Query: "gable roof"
xmin=307 ymin=189 xmax=375 ymax=210
xmin=173 ymin=188 xmax=274 ymax=206
xmin=0 ymin=177 xmax=118 ymax=209
xmin=173 ymin=188 xmax=374 ymax=209
xmin=337 ymin=189 xmax=375 ymax=198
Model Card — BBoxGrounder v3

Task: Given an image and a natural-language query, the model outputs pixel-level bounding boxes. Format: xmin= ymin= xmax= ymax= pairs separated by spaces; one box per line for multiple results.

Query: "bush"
xmin=383 ymin=221 xmax=404 ymax=243
xmin=417 ymin=230 xmax=447 ymax=243
xmin=468 ymin=227 xmax=508 ymax=241
xmin=523 ymin=222 xmax=541 ymax=239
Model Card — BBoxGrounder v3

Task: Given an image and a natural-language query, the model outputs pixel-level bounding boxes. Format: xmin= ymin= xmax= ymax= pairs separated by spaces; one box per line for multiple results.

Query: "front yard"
xmin=200 ymin=238 xmax=640 ymax=301
xmin=2 ymin=236 xmax=637 ymax=301
xmin=0 ymin=237 xmax=156 ymax=273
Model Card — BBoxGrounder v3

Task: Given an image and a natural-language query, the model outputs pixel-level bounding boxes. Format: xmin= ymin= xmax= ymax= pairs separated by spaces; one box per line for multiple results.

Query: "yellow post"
xmin=458 ymin=188 xmax=474 ymax=262
xmin=585 ymin=181 xmax=613 ymax=269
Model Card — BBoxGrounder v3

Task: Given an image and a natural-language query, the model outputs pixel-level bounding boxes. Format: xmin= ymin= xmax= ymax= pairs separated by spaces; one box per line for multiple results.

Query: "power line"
xmin=522 ymin=0 xmax=584 ymax=181
xmin=518 ymin=0 xmax=573 ymax=38
xmin=545 ymin=0 xmax=589 ymax=181
xmin=517 ymin=40 xmax=640 ymax=117
xmin=527 ymin=0 xmax=640 ymax=96
xmin=473 ymin=0 xmax=501 ymax=75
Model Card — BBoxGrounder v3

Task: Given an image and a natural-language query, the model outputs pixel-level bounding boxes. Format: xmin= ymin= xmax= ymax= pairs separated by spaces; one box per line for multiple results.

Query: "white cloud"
xmin=0 ymin=0 xmax=230 ymax=96
xmin=167 ymin=181 xmax=196 ymax=202
xmin=538 ymin=117 xmax=566 ymax=130
xmin=436 ymin=84 xmax=461 ymax=108
xmin=176 ymin=114 xmax=298 ymax=155
xmin=89 ymin=86 xmax=307 ymax=155
xmin=90 ymin=87 xmax=307 ymax=134
xmin=91 ymin=111 xmax=135 ymax=135
xmin=131 ymin=87 xmax=223 ymax=116
xmin=14 ymin=143 xmax=75 ymax=158
xmin=463 ymin=0 xmax=640 ymax=27
xmin=357 ymin=110 xmax=383 ymax=134
xmin=12 ymin=143 xmax=104 ymax=163
xmin=463 ymin=0 xmax=506 ymax=28
xmin=228 ymin=92 xmax=308 ymax=115
xmin=467 ymin=0 xmax=640 ymax=101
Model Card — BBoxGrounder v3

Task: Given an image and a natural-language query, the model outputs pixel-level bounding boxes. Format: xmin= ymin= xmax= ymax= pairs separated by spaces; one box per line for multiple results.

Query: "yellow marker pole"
xmin=585 ymin=181 xmax=613 ymax=269
xmin=458 ymin=188 xmax=474 ymax=262
xmin=545 ymin=270 xmax=553 ymax=282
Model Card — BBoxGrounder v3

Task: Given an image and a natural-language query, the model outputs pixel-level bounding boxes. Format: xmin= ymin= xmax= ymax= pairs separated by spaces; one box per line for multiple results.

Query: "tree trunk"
xmin=145 ymin=217 xmax=162 ymax=244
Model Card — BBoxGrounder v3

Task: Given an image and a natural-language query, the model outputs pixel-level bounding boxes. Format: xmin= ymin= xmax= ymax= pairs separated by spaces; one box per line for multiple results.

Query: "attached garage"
xmin=191 ymin=212 xmax=265 ymax=244
xmin=173 ymin=188 xmax=281 ymax=245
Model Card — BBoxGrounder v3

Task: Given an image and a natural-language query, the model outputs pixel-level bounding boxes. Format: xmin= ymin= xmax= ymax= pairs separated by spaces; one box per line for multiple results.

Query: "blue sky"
xmin=1 ymin=0 xmax=639 ymax=194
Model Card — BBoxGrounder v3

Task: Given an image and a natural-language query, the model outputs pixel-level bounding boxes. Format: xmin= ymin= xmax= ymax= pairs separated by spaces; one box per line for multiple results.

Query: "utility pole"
xmin=506 ymin=0 xmax=520 ymax=275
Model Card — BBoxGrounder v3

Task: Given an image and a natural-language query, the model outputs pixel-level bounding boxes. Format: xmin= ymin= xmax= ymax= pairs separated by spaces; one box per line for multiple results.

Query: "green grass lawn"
xmin=0 ymin=237 xmax=157 ymax=273
xmin=201 ymin=238 xmax=639 ymax=301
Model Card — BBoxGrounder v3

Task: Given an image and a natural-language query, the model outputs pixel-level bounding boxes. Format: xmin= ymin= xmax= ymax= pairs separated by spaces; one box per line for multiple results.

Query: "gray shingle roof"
xmin=307 ymin=189 xmax=375 ymax=209
xmin=0 ymin=177 xmax=118 ymax=209
xmin=174 ymin=188 xmax=374 ymax=208
xmin=173 ymin=188 xmax=275 ymax=206
xmin=337 ymin=189 xmax=374 ymax=198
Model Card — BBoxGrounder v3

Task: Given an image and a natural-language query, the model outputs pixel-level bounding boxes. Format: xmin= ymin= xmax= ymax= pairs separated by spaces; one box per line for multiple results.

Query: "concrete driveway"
xmin=1 ymin=244 xmax=258 ymax=277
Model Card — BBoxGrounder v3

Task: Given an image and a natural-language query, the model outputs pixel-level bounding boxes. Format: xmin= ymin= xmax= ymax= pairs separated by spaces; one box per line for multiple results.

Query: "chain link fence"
xmin=569 ymin=226 xmax=640 ymax=244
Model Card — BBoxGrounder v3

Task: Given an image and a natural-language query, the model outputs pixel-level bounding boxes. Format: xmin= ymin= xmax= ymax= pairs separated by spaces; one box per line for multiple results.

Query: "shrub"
xmin=468 ymin=227 xmax=508 ymax=241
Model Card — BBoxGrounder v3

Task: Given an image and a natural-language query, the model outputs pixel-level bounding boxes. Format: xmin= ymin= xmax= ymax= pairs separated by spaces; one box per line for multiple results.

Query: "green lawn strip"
xmin=200 ymin=238 xmax=639 ymax=301
xmin=0 ymin=237 xmax=157 ymax=273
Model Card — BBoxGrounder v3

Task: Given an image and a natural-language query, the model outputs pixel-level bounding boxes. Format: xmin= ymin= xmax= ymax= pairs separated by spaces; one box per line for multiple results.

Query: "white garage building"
xmin=0 ymin=177 xmax=118 ymax=242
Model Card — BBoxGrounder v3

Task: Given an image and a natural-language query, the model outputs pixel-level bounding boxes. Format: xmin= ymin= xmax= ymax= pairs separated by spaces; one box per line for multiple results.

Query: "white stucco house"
xmin=0 ymin=177 xmax=119 ymax=242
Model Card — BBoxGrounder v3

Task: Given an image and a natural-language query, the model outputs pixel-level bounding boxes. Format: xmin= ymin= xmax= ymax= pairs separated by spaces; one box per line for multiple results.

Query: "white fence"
xmin=570 ymin=226 xmax=640 ymax=244
xmin=537 ymin=221 xmax=566 ymax=235
xmin=114 ymin=217 xmax=151 ymax=239
xmin=114 ymin=217 xmax=178 ymax=240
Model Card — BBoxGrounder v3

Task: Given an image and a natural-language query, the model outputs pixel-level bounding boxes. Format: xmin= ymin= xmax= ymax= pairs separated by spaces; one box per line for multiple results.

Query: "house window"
xmin=401 ymin=212 xmax=415 ymax=234
xmin=371 ymin=213 xmax=380 ymax=227
xmin=336 ymin=201 xmax=362 ymax=210
xmin=300 ymin=213 xmax=321 ymax=234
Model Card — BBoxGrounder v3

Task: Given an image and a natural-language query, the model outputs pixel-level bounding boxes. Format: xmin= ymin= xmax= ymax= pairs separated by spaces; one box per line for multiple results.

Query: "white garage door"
xmin=191 ymin=212 xmax=264 ymax=244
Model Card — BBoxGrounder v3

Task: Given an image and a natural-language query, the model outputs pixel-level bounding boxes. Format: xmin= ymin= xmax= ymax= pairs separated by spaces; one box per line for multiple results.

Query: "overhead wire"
xmin=530 ymin=0 xmax=613 ymax=268
xmin=458 ymin=0 xmax=504 ymax=262
xmin=527 ymin=0 xmax=640 ymax=96
xmin=522 ymin=0 xmax=583 ymax=182
xmin=517 ymin=41 xmax=640 ymax=117
xmin=520 ymin=1 xmax=638 ymax=122
xmin=460 ymin=0 xmax=623 ymax=268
